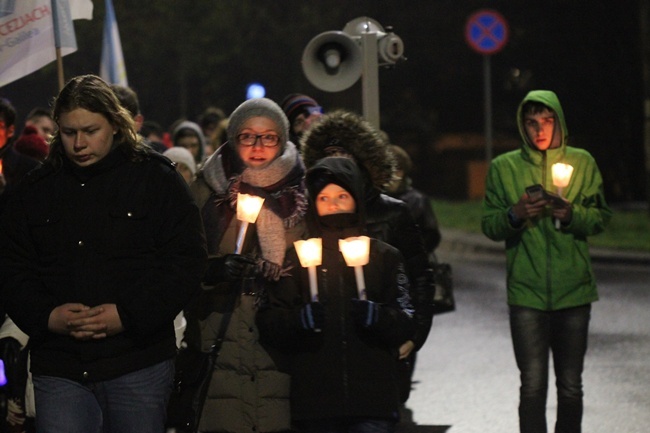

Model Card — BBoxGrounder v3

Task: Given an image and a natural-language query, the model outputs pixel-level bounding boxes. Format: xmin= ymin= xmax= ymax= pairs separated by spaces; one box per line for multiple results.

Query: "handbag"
xmin=165 ymin=344 xmax=218 ymax=433
xmin=432 ymin=262 xmax=455 ymax=314
xmin=166 ymin=289 xmax=237 ymax=433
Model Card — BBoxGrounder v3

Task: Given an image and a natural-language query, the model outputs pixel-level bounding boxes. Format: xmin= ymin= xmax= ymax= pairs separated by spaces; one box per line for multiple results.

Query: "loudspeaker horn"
xmin=301 ymin=31 xmax=362 ymax=92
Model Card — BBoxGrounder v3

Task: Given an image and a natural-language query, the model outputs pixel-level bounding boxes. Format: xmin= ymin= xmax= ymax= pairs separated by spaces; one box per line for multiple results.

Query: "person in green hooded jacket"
xmin=481 ymin=90 xmax=612 ymax=433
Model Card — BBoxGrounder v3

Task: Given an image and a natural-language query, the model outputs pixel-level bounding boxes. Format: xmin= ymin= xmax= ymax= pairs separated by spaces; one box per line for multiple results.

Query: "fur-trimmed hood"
xmin=300 ymin=110 xmax=395 ymax=189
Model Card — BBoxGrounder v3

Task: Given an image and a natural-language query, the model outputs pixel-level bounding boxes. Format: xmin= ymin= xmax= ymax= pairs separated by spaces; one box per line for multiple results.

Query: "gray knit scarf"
xmin=201 ymin=141 xmax=306 ymax=267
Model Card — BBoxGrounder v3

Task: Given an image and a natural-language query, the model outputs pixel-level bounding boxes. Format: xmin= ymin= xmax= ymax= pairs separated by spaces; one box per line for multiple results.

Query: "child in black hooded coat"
xmin=257 ymin=156 xmax=414 ymax=433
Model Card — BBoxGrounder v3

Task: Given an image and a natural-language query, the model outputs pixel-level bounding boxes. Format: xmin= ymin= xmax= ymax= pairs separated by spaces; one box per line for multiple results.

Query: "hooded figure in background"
xmin=280 ymin=93 xmax=323 ymax=149
xmin=301 ymin=109 xmax=435 ymax=404
xmin=385 ymin=144 xmax=441 ymax=259
xmin=173 ymin=120 xmax=208 ymax=166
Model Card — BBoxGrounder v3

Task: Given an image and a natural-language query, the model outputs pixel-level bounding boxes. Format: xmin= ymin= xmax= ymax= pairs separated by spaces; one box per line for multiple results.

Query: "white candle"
xmin=293 ymin=238 xmax=323 ymax=302
xmin=339 ymin=236 xmax=370 ymax=300
xmin=552 ymin=163 xmax=574 ymax=189
xmin=551 ymin=163 xmax=574 ymax=229
xmin=235 ymin=193 xmax=265 ymax=253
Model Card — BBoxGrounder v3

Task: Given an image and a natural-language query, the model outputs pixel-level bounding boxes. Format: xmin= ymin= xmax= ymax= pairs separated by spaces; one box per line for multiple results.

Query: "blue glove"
xmin=298 ymin=302 xmax=325 ymax=332
xmin=350 ymin=299 xmax=381 ymax=328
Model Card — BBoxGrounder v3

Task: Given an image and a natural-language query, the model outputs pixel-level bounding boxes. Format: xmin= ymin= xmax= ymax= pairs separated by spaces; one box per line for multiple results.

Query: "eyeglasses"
xmin=237 ymin=133 xmax=280 ymax=147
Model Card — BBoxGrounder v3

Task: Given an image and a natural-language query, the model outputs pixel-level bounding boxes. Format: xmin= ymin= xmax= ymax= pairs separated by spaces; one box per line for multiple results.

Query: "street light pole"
xmin=640 ymin=0 xmax=650 ymax=213
xmin=483 ymin=54 xmax=493 ymax=164
xmin=360 ymin=32 xmax=381 ymax=131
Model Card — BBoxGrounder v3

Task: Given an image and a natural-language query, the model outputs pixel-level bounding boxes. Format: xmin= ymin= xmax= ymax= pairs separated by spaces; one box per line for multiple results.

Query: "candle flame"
xmin=339 ymin=236 xmax=370 ymax=267
xmin=237 ymin=193 xmax=265 ymax=223
xmin=294 ymin=238 xmax=323 ymax=268
xmin=552 ymin=163 xmax=574 ymax=188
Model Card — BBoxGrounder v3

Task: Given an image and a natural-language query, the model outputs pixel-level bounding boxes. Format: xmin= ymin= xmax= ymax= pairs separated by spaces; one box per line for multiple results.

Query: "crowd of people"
xmin=0 ymin=75 xmax=610 ymax=433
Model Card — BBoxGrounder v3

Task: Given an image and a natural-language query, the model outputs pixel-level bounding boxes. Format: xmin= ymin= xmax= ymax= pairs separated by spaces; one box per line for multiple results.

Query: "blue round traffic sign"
xmin=465 ymin=9 xmax=509 ymax=55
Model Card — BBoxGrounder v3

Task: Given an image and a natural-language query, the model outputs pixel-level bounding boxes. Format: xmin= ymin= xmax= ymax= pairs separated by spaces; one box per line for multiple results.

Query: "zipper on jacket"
xmin=542 ymin=151 xmax=553 ymax=310
xmin=337 ymin=266 xmax=351 ymax=408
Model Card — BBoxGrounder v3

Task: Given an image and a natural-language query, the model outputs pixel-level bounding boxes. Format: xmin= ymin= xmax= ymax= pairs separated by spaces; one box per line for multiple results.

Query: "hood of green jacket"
xmin=516 ymin=90 xmax=569 ymax=167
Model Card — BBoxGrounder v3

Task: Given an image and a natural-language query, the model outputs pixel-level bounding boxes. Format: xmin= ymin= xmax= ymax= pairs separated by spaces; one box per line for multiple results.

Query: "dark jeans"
xmin=33 ymin=359 xmax=174 ymax=433
xmin=295 ymin=417 xmax=396 ymax=433
xmin=509 ymin=304 xmax=591 ymax=433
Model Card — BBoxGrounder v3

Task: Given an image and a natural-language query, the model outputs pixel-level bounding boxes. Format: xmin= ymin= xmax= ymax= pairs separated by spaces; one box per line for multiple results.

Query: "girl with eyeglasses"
xmin=184 ymin=98 xmax=308 ymax=433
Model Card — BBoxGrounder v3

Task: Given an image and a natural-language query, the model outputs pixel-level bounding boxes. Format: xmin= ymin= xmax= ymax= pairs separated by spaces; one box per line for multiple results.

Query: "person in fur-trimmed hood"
xmin=300 ymin=109 xmax=435 ymax=404
xmin=184 ymin=97 xmax=308 ymax=433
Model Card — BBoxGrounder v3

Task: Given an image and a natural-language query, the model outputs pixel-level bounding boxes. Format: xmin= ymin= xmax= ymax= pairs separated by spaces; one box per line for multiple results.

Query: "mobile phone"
xmin=525 ymin=184 xmax=545 ymax=201
xmin=525 ymin=184 xmax=566 ymax=206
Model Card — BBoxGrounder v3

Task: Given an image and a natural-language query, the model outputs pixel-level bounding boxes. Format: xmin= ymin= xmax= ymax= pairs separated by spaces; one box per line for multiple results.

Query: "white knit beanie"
xmin=163 ymin=147 xmax=197 ymax=175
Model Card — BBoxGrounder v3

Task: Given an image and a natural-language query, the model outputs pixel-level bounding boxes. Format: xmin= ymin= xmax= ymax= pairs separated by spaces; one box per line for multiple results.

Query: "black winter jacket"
xmin=365 ymin=187 xmax=434 ymax=350
xmin=0 ymin=148 xmax=207 ymax=382
xmin=258 ymin=230 xmax=414 ymax=421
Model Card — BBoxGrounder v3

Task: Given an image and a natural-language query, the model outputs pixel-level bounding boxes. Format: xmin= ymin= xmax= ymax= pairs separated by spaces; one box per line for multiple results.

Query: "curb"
xmin=439 ymin=228 xmax=650 ymax=266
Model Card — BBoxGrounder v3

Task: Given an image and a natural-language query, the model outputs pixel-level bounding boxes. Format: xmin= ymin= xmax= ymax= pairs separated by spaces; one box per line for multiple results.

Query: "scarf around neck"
xmin=201 ymin=141 xmax=307 ymax=265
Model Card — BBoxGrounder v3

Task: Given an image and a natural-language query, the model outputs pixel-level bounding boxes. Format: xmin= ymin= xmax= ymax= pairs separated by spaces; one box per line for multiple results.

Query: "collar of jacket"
xmin=62 ymin=146 xmax=128 ymax=183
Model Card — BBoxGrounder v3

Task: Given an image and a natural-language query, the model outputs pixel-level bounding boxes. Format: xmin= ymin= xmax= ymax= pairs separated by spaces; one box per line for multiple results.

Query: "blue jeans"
xmin=509 ymin=304 xmax=591 ymax=433
xmin=33 ymin=359 xmax=174 ymax=433
xmin=296 ymin=417 xmax=396 ymax=433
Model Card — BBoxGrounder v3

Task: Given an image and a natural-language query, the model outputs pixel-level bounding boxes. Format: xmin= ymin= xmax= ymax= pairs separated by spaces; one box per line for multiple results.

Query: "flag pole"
xmin=56 ymin=47 xmax=65 ymax=92
xmin=52 ymin=0 xmax=66 ymax=92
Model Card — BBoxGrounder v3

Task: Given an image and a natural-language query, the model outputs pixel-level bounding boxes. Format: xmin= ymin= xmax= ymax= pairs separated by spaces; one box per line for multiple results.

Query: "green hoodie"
xmin=481 ymin=90 xmax=612 ymax=310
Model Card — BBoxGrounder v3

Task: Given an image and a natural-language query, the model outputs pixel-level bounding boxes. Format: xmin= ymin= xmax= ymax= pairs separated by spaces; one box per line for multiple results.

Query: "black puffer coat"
xmin=0 ymin=148 xmax=207 ymax=382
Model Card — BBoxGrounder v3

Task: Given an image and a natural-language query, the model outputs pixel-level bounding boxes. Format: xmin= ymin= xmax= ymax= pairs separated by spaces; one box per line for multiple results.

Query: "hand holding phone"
xmin=525 ymin=184 xmax=546 ymax=202
xmin=525 ymin=184 xmax=566 ymax=207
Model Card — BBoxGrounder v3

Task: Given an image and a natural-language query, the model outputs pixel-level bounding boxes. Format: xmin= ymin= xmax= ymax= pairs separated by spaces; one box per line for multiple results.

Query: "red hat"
xmin=14 ymin=125 xmax=49 ymax=161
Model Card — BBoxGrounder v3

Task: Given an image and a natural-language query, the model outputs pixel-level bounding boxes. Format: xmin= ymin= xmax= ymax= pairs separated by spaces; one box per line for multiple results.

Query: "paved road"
xmin=400 ymin=245 xmax=650 ymax=433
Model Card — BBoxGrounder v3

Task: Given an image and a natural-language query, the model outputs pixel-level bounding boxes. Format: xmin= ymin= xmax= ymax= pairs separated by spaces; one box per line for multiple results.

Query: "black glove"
xmin=223 ymin=254 xmax=257 ymax=280
xmin=298 ymin=302 xmax=325 ymax=332
xmin=204 ymin=254 xmax=257 ymax=284
xmin=256 ymin=258 xmax=292 ymax=282
xmin=350 ymin=299 xmax=381 ymax=329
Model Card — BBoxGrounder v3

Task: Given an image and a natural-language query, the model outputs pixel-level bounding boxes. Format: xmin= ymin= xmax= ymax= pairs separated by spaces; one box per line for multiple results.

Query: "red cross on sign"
xmin=465 ymin=9 xmax=509 ymax=55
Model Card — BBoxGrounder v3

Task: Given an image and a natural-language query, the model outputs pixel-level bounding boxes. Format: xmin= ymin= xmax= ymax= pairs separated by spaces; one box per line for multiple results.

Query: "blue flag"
xmin=51 ymin=0 xmax=77 ymax=50
xmin=99 ymin=0 xmax=127 ymax=86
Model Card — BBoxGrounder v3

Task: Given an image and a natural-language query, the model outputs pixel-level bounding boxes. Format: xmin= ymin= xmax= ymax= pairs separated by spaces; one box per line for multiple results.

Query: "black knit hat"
xmin=280 ymin=94 xmax=322 ymax=127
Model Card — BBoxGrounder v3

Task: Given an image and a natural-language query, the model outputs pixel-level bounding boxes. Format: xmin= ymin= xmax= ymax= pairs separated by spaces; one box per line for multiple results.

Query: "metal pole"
xmin=360 ymin=32 xmax=381 ymax=130
xmin=483 ymin=54 xmax=493 ymax=164
xmin=56 ymin=48 xmax=65 ymax=91
xmin=640 ymin=0 xmax=650 ymax=213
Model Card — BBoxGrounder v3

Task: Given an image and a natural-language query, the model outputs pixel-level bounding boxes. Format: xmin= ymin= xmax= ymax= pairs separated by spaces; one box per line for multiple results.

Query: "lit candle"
xmin=552 ymin=163 xmax=574 ymax=191
xmin=551 ymin=163 xmax=574 ymax=229
xmin=338 ymin=236 xmax=370 ymax=300
xmin=235 ymin=193 xmax=265 ymax=254
xmin=293 ymin=238 xmax=323 ymax=302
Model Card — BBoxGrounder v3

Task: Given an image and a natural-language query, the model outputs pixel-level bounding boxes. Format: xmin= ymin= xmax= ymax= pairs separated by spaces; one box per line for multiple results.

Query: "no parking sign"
xmin=465 ymin=9 xmax=509 ymax=55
